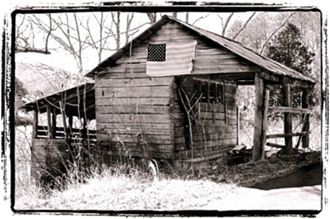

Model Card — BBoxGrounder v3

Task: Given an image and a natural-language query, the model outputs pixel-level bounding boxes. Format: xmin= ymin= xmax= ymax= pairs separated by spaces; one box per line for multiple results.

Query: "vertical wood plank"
xmin=261 ymin=89 xmax=270 ymax=159
xmin=47 ymin=105 xmax=53 ymax=139
xmin=236 ymin=106 xmax=240 ymax=145
xmin=302 ymin=88 xmax=310 ymax=148
xmin=59 ymin=101 xmax=68 ymax=139
xmin=207 ymin=82 xmax=210 ymax=103
xmin=68 ymin=115 xmax=73 ymax=140
xmin=214 ymin=84 xmax=218 ymax=103
xmin=253 ymin=74 xmax=265 ymax=161
xmin=82 ymin=117 xmax=87 ymax=140
xmin=282 ymin=81 xmax=293 ymax=153
xmin=223 ymin=81 xmax=227 ymax=125
xmin=51 ymin=107 xmax=56 ymax=138
xmin=32 ymin=110 xmax=38 ymax=138
xmin=69 ymin=116 xmax=73 ymax=130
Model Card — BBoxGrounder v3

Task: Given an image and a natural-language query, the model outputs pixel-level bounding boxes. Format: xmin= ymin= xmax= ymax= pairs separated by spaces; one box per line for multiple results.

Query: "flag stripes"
xmin=146 ymin=40 xmax=197 ymax=76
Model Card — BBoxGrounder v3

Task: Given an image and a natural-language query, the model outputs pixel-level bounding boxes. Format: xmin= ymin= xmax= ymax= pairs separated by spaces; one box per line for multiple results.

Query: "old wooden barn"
xmin=22 ymin=15 xmax=315 ymax=179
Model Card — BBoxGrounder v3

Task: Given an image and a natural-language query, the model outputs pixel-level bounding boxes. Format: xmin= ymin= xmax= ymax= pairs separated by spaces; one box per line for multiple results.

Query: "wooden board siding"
xmin=105 ymin=23 xmax=259 ymax=77
xmin=95 ymin=57 xmax=175 ymax=159
xmin=95 ymin=22 xmax=248 ymax=160
xmin=173 ymin=77 xmax=238 ymax=159
xmin=31 ymin=139 xmax=70 ymax=179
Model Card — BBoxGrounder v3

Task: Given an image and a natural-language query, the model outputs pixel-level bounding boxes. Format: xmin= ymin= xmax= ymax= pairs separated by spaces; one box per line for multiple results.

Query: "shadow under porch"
xmin=173 ymin=71 xmax=314 ymax=162
xmin=22 ymin=83 xmax=97 ymax=181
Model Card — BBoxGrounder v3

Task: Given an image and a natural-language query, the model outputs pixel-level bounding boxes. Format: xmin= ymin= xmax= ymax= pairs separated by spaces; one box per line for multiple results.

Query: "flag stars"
xmin=147 ymin=44 xmax=166 ymax=62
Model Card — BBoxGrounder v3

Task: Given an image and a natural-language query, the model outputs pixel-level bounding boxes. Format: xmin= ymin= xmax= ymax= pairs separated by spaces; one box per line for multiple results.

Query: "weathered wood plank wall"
xmin=173 ymin=77 xmax=238 ymax=160
xmin=31 ymin=139 xmax=70 ymax=180
xmin=95 ymin=21 xmax=255 ymax=161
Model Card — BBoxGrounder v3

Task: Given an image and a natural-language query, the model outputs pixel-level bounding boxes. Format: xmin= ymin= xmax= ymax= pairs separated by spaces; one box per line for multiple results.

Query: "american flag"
xmin=146 ymin=40 xmax=197 ymax=76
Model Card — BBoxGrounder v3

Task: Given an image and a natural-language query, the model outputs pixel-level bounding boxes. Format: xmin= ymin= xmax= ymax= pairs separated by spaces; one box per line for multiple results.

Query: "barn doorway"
xmin=236 ymin=85 xmax=255 ymax=149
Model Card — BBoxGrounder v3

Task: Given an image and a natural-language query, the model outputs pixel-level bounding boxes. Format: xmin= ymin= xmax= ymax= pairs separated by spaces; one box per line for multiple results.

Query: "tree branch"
xmin=192 ymin=14 xmax=210 ymax=25
xmin=260 ymin=12 xmax=296 ymax=55
xmin=232 ymin=12 xmax=257 ymax=40
xmin=15 ymin=48 xmax=51 ymax=54
xmin=222 ymin=13 xmax=234 ymax=36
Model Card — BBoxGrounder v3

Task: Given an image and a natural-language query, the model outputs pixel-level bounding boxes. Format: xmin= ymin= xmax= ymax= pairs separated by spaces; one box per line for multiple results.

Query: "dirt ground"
xmin=204 ymin=185 xmax=322 ymax=211
xmin=14 ymin=150 xmax=324 ymax=213
xmin=198 ymin=150 xmax=322 ymax=188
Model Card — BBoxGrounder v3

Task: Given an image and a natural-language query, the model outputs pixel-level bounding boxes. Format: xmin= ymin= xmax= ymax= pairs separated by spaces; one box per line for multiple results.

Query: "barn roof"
xmin=85 ymin=15 xmax=315 ymax=84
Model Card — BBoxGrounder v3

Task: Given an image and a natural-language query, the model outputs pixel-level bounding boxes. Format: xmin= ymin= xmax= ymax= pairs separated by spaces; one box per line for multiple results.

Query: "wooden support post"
xmin=302 ymin=88 xmax=310 ymax=148
xmin=59 ymin=101 xmax=68 ymax=139
xmin=47 ymin=105 xmax=53 ymax=139
xmin=261 ymin=89 xmax=270 ymax=159
xmin=214 ymin=84 xmax=218 ymax=103
xmin=282 ymin=80 xmax=293 ymax=153
xmin=32 ymin=109 xmax=38 ymax=139
xmin=207 ymin=82 xmax=210 ymax=103
xmin=223 ymin=81 xmax=227 ymax=125
xmin=82 ymin=117 xmax=87 ymax=140
xmin=51 ymin=107 xmax=56 ymax=138
xmin=236 ymin=106 xmax=240 ymax=145
xmin=69 ymin=116 xmax=73 ymax=130
xmin=253 ymin=75 xmax=268 ymax=161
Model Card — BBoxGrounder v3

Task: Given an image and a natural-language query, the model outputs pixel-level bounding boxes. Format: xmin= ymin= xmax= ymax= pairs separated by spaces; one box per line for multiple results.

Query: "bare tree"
xmin=217 ymin=13 xmax=234 ymax=36
xmin=232 ymin=12 xmax=256 ymax=40
xmin=30 ymin=13 xmax=90 ymax=73
xmin=111 ymin=12 xmax=121 ymax=50
xmin=185 ymin=12 xmax=189 ymax=23
xmin=146 ymin=12 xmax=157 ymax=24
xmin=217 ymin=12 xmax=257 ymax=38
xmin=82 ymin=12 xmax=113 ymax=63
xmin=15 ymin=14 xmax=54 ymax=54
xmin=125 ymin=13 xmax=135 ymax=44
xmin=259 ymin=12 xmax=295 ymax=54
xmin=192 ymin=14 xmax=210 ymax=25
xmin=26 ymin=12 xmax=141 ymax=73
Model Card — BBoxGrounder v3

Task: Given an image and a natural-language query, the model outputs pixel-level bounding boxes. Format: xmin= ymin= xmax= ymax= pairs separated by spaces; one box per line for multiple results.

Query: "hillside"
xmin=15 ymin=62 xmax=90 ymax=98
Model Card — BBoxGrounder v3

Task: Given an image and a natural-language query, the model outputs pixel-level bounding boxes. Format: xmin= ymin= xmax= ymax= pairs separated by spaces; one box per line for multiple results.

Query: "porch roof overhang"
xmin=21 ymin=82 xmax=95 ymax=120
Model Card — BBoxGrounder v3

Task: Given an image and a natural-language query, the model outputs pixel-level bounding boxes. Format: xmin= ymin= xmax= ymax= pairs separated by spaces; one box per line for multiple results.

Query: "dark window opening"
xmin=194 ymin=81 xmax=223 ymax=104
xmin=147 ymin=44 xmax=166 ymax=61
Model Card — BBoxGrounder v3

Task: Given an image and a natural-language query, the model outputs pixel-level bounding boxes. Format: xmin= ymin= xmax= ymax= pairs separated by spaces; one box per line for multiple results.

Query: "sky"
xmin=15 ymin=11 xmax=249 ymax=74
xmin=2 ymin=0 xmax=326 ymax=76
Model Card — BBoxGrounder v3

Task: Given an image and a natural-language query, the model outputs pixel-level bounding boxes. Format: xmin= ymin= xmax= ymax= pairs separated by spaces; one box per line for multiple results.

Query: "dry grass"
xmin=14 ymin=150 xmax=321 ymax=211
xmin=15 ymin=165 xmax=237 ymax=210
xmin=14 ymin=113 xmax=322 ymax=211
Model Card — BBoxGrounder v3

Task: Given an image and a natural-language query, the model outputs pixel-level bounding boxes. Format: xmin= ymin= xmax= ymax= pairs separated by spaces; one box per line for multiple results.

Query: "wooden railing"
xmin=36 ymin=126 xmax=97 ymax=144
xmin=268 ymin=106 xmax=312 ymax=115
xmin=266 ymin=132 xmax=309 ymax=139
xmin=266 ymin=106 xmax=311 ymax=149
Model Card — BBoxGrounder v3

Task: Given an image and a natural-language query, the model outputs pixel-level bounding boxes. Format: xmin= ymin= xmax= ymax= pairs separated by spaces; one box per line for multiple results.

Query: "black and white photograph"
xmin=1 ymin=0 xmax=328 ymax=216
